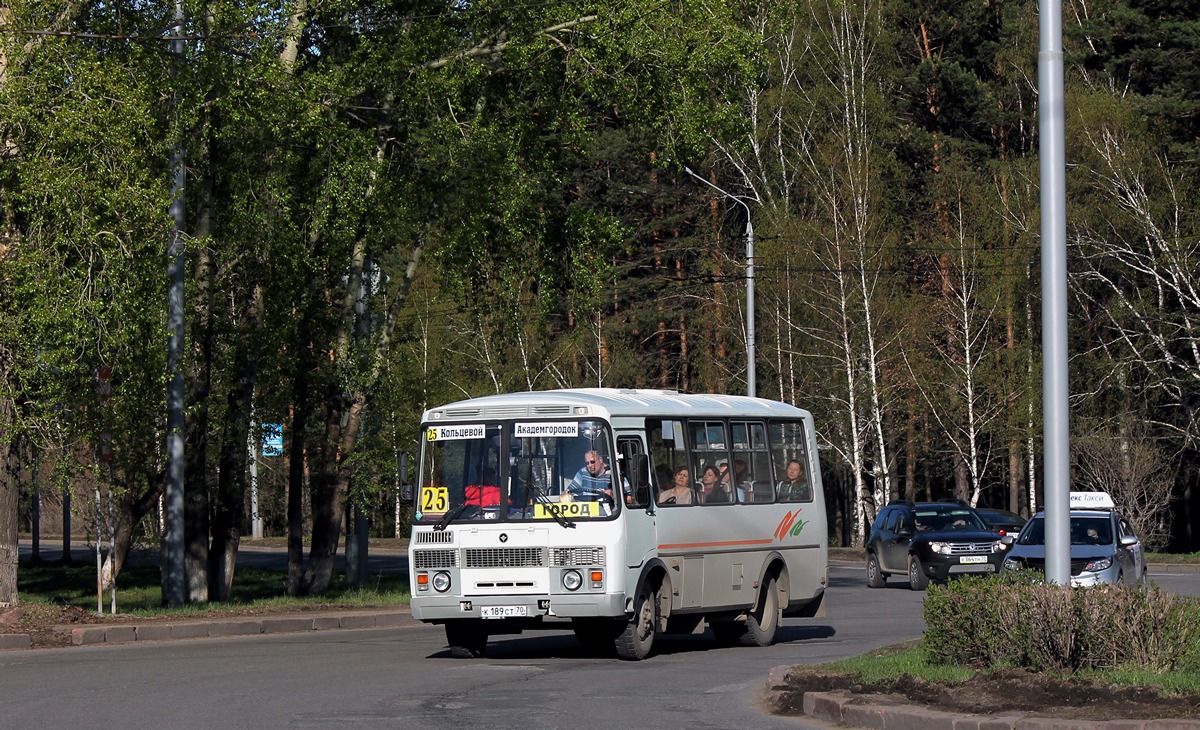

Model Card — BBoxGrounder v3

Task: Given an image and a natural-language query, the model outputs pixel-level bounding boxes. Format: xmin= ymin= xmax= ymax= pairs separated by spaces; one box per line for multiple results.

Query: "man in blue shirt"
xmin=567 ymin=450 xmax=612 ymax=497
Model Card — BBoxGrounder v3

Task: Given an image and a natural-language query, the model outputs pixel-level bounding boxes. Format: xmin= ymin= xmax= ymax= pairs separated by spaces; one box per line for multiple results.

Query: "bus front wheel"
xmin=616 ymin=583 xmax=657 ymax=660
xmin=444 ymin=620 xmax=488 ymax=658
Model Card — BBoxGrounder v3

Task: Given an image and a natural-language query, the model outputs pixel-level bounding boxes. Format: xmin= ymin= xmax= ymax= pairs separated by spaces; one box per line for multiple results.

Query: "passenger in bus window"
xmin=698 ymin=465 xmax=727 ymax=503
xmin=654 ymin=464 xmax=673 ymax=492
xmin=718 ymin=461 xmax=747 ymax=502
xmin=777 ymin=459 xmax=812 ymax=502
xmin=658 ymin=466 xmax=694 ymax=505
xmin=567 ymin=450 xmax=613 ymax=501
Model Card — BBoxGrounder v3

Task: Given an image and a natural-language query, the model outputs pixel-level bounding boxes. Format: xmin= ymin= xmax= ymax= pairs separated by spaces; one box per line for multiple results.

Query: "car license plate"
xmin=959 ymin=555 xmax=988 ymax=564
xmin=481 ymin=605 xmax=527 ymax=619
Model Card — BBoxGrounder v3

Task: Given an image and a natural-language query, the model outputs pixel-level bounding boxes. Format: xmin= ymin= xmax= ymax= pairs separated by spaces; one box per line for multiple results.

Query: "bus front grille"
xmin=465 ymin=547 xmax=545 ymax=568
xmin=551 ymin=547 xmax=605 ymax=566
xmin=414 ymin=531 xmax=454 ymax=545
xmin=413 ymin=549 xmax=458 ymax=569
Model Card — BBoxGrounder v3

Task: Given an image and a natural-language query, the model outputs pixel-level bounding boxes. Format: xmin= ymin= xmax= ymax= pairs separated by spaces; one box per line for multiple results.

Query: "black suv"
xmin=866 ymin=501 xmax=1006 ymax=590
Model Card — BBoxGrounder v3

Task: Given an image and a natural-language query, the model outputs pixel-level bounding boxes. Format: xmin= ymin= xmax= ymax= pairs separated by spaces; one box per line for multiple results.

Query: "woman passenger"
xmin=658 ymin=466 xmax=695 ymax=505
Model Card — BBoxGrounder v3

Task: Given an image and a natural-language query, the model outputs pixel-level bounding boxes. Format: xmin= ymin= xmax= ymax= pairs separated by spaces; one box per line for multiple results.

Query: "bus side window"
xmin=732 ymin=421 xmax=773 ymax=503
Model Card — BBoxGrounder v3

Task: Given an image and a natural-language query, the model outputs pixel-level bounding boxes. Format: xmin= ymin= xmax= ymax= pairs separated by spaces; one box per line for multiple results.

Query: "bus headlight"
xmin=562 ymin=569 xmax=583 ymax=591
xmin=432 ymin=571 xmax=452 ymax=592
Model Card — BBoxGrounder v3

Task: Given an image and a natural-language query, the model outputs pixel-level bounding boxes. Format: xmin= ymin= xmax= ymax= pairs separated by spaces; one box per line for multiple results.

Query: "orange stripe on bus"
xmin=658 ymin=539 xmax=776 ymax=549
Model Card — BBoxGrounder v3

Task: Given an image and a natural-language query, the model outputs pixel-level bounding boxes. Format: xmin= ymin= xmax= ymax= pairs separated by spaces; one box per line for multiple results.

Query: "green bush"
xmin=923 ymin=574 xmax=1200 ymax=673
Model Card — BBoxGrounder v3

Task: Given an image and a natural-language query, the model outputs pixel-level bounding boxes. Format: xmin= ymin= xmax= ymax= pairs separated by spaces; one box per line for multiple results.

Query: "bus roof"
xmin=422 ymin=388 xmax=811 ymax=423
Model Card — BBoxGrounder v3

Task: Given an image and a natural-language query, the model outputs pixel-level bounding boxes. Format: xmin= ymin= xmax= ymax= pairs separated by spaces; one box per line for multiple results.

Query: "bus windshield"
xmin=414 ymin=419 xmax=617 ymax=525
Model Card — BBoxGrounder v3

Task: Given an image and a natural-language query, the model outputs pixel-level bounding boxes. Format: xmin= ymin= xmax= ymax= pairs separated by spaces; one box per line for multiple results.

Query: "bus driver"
xmin=567 ymin=450 xmax=611 ymax=496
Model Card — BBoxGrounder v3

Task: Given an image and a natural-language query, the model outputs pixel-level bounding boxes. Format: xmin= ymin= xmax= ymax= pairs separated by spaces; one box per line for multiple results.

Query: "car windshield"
xmin=913 ymin=507 xmax=986 ymax=532
xmin=414 ymin=419 xmax=617 ymax=525
xmin=1016 ymin=516 xmax=1114 ymax=546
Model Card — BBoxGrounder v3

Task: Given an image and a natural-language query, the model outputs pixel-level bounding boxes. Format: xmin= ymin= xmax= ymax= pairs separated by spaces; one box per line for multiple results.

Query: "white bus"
xmin=407 ymin=388 xmax=828 ymax=660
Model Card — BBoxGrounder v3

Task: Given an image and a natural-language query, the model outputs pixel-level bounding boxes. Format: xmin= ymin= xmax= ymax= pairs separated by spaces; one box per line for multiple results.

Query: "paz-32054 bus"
xmin=406 ymin=388 xmax=828 ymax=660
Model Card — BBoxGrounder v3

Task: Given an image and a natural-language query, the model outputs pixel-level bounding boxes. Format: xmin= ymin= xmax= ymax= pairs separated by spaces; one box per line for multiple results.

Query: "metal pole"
xmin=682 ymin=166 xmax=756 ymax=397
xmin=31 ymin=447 xmax=40 ymax=562
xmin=745 ymin=216 xmax=756 ymax=398
xmin=61 ymin=472 xmax=71 ymax=565
xmin=1039 ymin=0 xmax=1071 ymax=585
xmin=162 ymin=0 xmax=187 ymax=607
xmin=95 ymin=480 xmax=103 ymax=614
xmin=108 ymin=465 xmax=116 ymax=614
xmin=249 ymin=413 xmax=263 ymax=539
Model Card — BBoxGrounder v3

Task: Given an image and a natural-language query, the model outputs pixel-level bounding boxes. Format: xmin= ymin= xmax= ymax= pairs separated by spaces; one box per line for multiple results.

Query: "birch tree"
xmin=906 ymin=191 xmax=1004 ymax=507
xmin=798 ymin=0 xmax=898 ymax=543
xmin=1071 ymin=96 xmax=1200 ymax=451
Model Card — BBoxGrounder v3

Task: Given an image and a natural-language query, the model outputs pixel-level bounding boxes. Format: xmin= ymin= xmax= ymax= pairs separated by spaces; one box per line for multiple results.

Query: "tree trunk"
xmin=286 ymin=304 xmax=315 ymax=596
xmin=183 ymin=172 xmax=216 ymax=604
xmin=904 ymin=409 xmax=917 ymax=501
xmin=0 ymin=345 xmax=19 ymax=606
xmin=954 ymin=456 xmax=970 ymax=503
xmin=299 ymin=392 xmax=347 ymax=595
xmin=104 ymin=477 xmax=166 ymax=588
xmin=209 ymin=280 xmax=264 ymax=601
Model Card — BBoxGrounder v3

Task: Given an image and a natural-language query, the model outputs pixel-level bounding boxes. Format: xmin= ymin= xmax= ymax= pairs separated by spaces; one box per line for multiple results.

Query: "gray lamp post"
xmin=683 ymin=166 xmax=756 ymax=398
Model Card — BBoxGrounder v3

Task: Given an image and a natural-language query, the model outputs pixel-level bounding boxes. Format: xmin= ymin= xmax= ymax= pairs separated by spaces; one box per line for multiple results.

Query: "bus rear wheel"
xmin=444 ymin=620 xmax=488 ymax=658
xmin=616 ymin=583 xmax=657 ymax=660
xmin=741 ymin=575 xmax=781 ymax=647
xmin=712 ymin=575 xmax=781 ymax=647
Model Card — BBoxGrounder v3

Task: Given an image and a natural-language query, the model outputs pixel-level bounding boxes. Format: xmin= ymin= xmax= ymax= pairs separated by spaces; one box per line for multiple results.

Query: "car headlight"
xmin=1083 ymin=557 xmax=1112 ymax=573
xmin=991 ymin=540 xmax=1007 ymax=553
xmin=432 ymin=571 xmax=452 ymax=592
xmin=1003 ymin=558 xmax=1021 ymax=571
xmin=929 ymin=541 xmax=951 ymax=555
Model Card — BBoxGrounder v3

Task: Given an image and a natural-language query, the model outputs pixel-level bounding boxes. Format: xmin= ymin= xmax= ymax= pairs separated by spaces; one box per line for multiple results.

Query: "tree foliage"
xmin=5 ymin=0 xmax=1200 ymax=605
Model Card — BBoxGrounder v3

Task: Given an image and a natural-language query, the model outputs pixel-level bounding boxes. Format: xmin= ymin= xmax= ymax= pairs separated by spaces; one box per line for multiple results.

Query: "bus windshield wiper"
xmin=434 ymin=502 xmax=472 ymax=531
xmin=529 ymin=483 xmax=575 ymax=529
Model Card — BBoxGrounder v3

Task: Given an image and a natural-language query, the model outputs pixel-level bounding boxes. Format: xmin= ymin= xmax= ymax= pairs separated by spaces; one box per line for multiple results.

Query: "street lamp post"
xmin=683 ymin=166 xmax=755 ymax=397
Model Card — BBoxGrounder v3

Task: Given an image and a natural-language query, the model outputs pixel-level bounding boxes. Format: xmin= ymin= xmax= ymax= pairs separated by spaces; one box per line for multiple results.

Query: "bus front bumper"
xmin=411 ymin=592 xmax=628 ymax=622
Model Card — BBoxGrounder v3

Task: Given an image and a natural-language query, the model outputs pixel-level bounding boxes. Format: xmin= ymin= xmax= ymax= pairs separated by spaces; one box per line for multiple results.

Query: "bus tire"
xmin=866 ymin=553 xmax=887 ymax=588
xmin=445 ymin=620 xmax=488 ymax=658
xmin=616 ymin=582 xmax=657 ymax=660
xmin=740 ymin=574 xmax=781 ymax=647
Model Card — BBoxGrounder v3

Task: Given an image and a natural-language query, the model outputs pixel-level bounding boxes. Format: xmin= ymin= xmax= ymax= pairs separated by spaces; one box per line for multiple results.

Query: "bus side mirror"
xmin=398 ymin=452 xmax=413 ymax=503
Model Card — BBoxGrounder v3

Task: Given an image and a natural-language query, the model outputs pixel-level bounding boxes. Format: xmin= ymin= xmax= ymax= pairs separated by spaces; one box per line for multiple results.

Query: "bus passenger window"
xmin=731 ymin=421 xmax=772 ymax=502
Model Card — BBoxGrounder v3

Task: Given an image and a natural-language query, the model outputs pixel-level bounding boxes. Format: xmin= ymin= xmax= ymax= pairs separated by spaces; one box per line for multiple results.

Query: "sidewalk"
xmin=760 ymin=667 xmax=1200 ymax=730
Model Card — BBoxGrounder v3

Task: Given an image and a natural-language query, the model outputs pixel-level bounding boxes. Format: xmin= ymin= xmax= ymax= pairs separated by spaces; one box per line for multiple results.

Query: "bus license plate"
xmin=481 ymin=605 xmax=527 ymax=619
xmin=959 ymin=555 xmax=988 ymax=564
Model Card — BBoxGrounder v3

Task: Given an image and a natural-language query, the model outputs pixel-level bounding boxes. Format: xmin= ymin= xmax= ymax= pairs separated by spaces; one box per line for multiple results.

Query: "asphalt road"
xmin=2 ymin=563 xmax=906 ymax=730
xmin=10 ymin=543 xmax=1200 ymax=730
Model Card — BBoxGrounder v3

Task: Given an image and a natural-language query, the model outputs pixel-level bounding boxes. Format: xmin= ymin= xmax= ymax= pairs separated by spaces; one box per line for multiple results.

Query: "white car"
xmin=1001 ymin=492 xmax=1147 ymax=587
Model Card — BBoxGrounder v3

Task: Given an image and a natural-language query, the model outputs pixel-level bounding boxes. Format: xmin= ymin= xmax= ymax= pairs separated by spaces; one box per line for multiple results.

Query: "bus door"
xmin=616 ymin=433 xmax=656 ymax=572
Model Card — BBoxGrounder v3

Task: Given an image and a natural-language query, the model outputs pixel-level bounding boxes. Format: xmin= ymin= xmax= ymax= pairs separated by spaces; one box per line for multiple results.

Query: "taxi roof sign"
xmin=1069 ymin=491 xmax=1115 ymax=510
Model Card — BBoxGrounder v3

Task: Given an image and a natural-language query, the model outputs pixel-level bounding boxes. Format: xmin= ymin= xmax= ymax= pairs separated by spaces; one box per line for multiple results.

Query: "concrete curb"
xmin=0 ymin=633 xmax=31 ymax=651
xmin=30 ymin=609 xmax=422 ymax=648
xmin=765 ymin=667 xmax=1200 ymax=730
xmin=67 ymin=609 xmax=419 ymax=647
